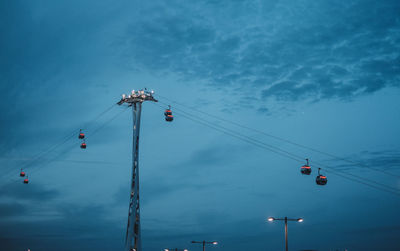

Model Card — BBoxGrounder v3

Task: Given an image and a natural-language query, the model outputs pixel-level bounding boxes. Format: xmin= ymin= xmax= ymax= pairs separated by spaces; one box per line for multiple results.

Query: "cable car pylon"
xmin=117 ymin=89 xmax=157 ymax=251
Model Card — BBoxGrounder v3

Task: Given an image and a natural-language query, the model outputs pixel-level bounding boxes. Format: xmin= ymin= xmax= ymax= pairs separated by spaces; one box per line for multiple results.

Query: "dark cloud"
xmin=345 ymin=225 xmax=400 ymax=235
xmin=0 ymin=202 xmax=27 ymax=218
xmin=257 ymin=107 xmax=270 ymax=115
xmin=0 ymin=179 xmax=125 ymax=250
xmin=122 ymin=0 xmax=400 ymax=104
xmin=0 ymin=204 xmax=125 ymax=251
xmin=113 ymin=144 xmax=243 ymax=207
xmin=330 ymin=150 xmax=400 ymax=172
xmin=0 ymin=182 xmax=59 ymax=201
xmin=0 ymin=181 xmax=124 ymax=250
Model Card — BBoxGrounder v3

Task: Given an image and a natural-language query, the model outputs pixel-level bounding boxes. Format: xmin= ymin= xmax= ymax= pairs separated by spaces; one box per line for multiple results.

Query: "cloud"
xmin=0 ymin=208 xmax=125 ymax=251
xmin=113 ymin=143 xmax=243 ymax=208
xmin=0 ymin=0 xmax=128 ymax=153
xmin=121 ymin=0 xmax=400 ymax=104
xmin=0 ymin=182 xmax=59 ymax=202
xmin=0 ymin=184 xmax=125 ymax=251
xmin=0 ymin=202 xmax=27 ymax=218
xmin=330 ymin=150 xmax=400 ymax=172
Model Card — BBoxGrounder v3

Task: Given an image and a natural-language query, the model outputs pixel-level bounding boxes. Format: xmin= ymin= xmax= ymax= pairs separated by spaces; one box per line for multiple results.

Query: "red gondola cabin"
xmin=300 ymin=158 xmax=311 ymax=175
xmin=164 ymin=109 xmax=172 ymax=116
xmin=78 ymin=129 xmax=85 ymax=139
xmin=316 ymin=168 xmax=327 ymax=185
xmin=165 ymin=114 xmax=174 ymax=122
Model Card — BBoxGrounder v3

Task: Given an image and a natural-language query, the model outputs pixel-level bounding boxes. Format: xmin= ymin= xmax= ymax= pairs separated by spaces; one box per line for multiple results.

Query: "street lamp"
xmin=267 ymin=217 xmax=303 ymax=251
xmin=191 ymin=240 xmax=218 ymax=251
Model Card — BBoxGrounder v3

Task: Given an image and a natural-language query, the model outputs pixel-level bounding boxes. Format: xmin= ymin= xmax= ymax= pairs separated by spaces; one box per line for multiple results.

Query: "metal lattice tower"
xmin=117 ymin=89 xmax=157 ymax=251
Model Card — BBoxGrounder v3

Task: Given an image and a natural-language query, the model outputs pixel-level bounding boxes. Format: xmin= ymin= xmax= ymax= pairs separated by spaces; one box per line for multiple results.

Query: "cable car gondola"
xmin=165 ymin=114 xmax=174 ymax=122
xmin=20 ymin=169 xmax=26 ymax=177
xmin=164 ymin=108 xmax=172 ymax=116
xmin=164 ymin=105 xmax=174 ymax=122
xmin=23 ymin=177 xmax=29 ymax=184
xmin=300 ymin=158 xmax=311 ymax=175
xmin=80 ymin=141 xmax=87 ymax=149
xmin=78 ymin=129 xmax=85 ymax=139
xmin=316 ymin=168 xmax=327 ymax=185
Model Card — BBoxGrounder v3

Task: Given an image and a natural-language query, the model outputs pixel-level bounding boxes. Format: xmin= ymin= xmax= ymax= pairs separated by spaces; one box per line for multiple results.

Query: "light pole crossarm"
xmin=268 ymin=217 xmax=303 ymax=222
xmin=191 ymin=241 xmax=217 ymax=244
xmin=191 ymin=240 xmax=218 ymax=251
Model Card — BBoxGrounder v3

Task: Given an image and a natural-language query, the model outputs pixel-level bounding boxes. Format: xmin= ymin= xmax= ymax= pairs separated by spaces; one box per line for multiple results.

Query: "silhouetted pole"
xmin=284 ymin=217 xmax=288 ymax=251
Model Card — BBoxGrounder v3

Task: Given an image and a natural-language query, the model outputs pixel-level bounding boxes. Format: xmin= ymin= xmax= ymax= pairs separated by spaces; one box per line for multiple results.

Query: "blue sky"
xmin=0 ymin=0 xmax=400 ymax=250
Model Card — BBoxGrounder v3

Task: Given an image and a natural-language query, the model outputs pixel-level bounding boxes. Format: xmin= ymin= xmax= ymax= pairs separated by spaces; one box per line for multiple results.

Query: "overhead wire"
xmin=0 ymin=111 xmax=125 ymax=191
xmin=0 ymin=131 xmax=76 ymax=182
xmin=0 ymin=103 xmax=121 ymax=185
xmin=157 ymin=93 xmax=400 ymax=178
xmin=153 ymin=99 xmax=400 ymax=197
xmin=0 ymin=156 xmax=123 ymax=165
xmin=155 ymin=101 xmax=304 ymax=161
xmin=87 ymin=105 xmax=129 ymax=138
xmin=25 ymin=105 xmax=129 ymax=178
xmin=2 ymin=94 xmax=398 ymax=197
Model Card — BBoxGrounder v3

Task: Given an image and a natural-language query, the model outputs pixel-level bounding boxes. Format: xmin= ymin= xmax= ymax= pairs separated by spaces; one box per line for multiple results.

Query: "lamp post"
xmin=191 ymin=240 xmax=218 ymax=251
xmin=267 ymin=217 xmax=303 ymax=251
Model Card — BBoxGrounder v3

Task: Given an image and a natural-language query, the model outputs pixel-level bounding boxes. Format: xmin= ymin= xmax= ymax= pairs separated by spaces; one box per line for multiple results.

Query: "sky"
xmin=0 ymin=0 xmax=400 ymax=250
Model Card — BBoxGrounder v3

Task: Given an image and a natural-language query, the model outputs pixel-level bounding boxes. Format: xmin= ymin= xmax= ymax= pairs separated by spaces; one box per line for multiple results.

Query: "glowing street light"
xmin=267 ymin=217 xmax=303 ymax=251
xmin=191 ymin=240 xmax=218 ymax=251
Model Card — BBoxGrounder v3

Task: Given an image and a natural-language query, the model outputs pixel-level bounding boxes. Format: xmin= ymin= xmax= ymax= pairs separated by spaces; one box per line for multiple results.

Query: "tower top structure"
xmin=117 ymin=89 xmax=158 ymax=105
